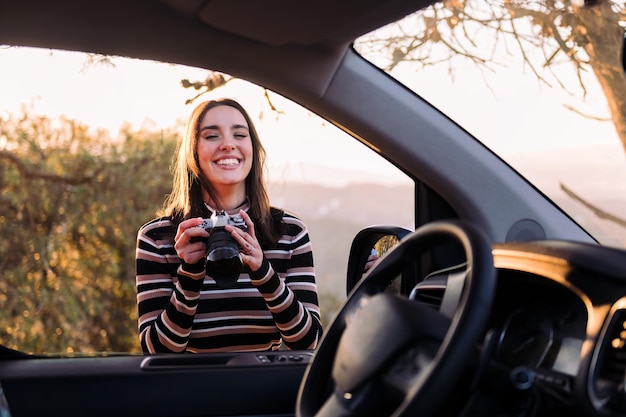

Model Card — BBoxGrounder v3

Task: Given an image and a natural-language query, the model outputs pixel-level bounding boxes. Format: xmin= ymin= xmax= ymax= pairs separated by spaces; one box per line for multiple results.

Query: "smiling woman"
xmin=135 ymin=98 xmax=323 ymax=353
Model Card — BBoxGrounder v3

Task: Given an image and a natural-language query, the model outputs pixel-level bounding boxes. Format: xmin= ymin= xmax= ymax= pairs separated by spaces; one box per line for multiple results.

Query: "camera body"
xmin=196 ymin=210 xmax=248 ymax=288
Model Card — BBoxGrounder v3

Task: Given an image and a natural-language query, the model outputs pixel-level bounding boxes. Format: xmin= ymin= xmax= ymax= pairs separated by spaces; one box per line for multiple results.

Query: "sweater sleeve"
xmin=135 ymin=218 xmax=205 ymax=353
xmin=249 ymin=217 xmax=322 ymax=350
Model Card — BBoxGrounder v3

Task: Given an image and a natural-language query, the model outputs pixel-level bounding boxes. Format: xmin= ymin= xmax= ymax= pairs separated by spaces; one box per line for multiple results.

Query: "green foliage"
xmin=0 ymin=109 xmax=376 ymax=355
xmin=0 ymin=111 xmax=177 ymax=354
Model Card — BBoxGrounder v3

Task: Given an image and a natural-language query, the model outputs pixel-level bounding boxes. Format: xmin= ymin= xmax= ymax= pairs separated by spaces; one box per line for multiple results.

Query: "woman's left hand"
xmin=226 ymin=210 xmax=263 ymax=272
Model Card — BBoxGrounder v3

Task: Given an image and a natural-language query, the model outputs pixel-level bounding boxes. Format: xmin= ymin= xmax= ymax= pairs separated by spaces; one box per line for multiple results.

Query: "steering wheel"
xmin=296 ymin=220 xmax=496 ymax=417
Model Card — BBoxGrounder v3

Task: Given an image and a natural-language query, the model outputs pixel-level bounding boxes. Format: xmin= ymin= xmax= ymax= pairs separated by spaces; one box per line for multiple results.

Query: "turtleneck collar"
xmin=204 ymin=197 xmax=249 ymax=216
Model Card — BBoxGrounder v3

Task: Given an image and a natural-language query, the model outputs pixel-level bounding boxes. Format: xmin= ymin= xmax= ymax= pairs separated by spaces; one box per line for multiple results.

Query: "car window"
xmin=0 ymin=46 xmax=414 ymax=356
xmin=354 ymin=2 xmax=626 ymax=249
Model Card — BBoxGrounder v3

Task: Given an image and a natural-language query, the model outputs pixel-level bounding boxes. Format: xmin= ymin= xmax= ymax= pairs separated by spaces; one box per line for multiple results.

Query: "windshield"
xmin=354 ymin=0 xmax=626 ymax=248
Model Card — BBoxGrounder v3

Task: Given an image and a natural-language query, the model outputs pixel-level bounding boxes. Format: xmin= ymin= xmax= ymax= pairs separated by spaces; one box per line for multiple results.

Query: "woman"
xmin=135 ymin=98 xmax=322 ymax=353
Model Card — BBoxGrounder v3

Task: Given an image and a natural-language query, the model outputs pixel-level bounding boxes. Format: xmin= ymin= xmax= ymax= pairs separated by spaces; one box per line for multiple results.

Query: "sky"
xmin=0 ymin=46 xmax=411 ymax=187
xmin=390 ymin=48 xmax=626 ymax=198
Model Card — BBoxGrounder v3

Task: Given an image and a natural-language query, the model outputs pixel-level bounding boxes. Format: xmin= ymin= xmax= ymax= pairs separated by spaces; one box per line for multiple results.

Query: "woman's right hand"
xmin=174 ymin=217 xmax=209 ymax=266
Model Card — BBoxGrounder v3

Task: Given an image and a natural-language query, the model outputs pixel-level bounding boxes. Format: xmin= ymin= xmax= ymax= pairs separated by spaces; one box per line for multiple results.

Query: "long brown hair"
xmin=161 ymin=98 xmax=281 ymax=244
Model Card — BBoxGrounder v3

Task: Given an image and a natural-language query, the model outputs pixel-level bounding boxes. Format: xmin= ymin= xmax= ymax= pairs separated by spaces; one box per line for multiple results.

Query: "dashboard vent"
xmin=593 ymin=308 xmax=626 ymax=412
xmin=412 ymin=286 xmax=445 ymax=309
xmin=409 ymin=276 xmax=446 ymax=310
xmin=409 ymin=265 xmax=467 ymax=312
xmin=598 ymin=309 xmax=626 ymax=384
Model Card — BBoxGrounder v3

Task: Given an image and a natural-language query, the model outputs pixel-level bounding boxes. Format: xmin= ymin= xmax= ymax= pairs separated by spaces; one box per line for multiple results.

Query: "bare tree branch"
xmin=563 ymin=103 xmax=612 ymax=120
xmin=561 ymin=182 xmax=626 ymax=229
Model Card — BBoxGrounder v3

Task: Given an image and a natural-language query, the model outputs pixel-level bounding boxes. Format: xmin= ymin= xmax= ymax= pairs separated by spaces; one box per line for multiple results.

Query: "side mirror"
xmin=345 ymin=225 xmax=412 ymax=295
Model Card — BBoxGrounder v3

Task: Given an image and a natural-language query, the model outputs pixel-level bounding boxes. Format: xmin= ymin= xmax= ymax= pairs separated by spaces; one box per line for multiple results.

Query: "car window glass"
xmin=0 ymin=46 xmax=414 ymax=356
xmin=354 ymin=2 xmax=626 ymax=249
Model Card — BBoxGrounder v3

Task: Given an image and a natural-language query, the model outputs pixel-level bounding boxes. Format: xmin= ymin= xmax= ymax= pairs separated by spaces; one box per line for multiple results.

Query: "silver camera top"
xmin=198 ymin=210 xmax=247 ymax=232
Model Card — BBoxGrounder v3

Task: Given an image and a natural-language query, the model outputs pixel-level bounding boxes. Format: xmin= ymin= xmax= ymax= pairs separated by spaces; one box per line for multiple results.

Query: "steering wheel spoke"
xmin=333 ymin=293 xmax=451 ymax=394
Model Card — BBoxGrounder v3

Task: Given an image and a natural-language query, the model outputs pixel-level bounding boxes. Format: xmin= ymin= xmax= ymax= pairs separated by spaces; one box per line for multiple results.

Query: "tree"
xmin=0 ymin=109 xmax=177 ymax=354
xmin=355 ymin=0 xmax=626 ymax=152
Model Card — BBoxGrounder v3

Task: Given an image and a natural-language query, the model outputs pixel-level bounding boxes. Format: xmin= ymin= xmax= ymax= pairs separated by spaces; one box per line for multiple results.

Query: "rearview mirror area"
xmin=346 ymin=223 xmax=471 ymax=297
xmin=346 ymin=226 xmax=412 ymax=295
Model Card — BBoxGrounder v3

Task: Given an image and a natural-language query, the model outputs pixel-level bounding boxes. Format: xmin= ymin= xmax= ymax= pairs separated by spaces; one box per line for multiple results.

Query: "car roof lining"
xmin=159 ymin=0 xmax=428 ymax=47
xmin=0 ymin=1 xmax=330 ymax=102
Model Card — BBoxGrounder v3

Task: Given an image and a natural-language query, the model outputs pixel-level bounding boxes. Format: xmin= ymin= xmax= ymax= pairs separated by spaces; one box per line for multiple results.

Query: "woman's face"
xmin=196 ymin=105 xmax=253 ymax=193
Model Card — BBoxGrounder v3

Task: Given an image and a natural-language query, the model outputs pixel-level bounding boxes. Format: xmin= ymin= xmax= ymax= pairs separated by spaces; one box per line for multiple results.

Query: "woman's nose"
xmin=220 ymin=140 xmax=236 ymax=151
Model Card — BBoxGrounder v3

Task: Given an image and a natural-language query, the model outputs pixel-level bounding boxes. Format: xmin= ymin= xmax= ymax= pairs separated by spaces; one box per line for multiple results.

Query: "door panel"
xmin=0 ymin=351 xmax=312 ymax=417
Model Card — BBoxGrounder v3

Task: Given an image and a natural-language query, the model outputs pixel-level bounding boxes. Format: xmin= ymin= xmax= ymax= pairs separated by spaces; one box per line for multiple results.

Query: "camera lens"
xmin=205 ymin=228 xmax=243 ymax=288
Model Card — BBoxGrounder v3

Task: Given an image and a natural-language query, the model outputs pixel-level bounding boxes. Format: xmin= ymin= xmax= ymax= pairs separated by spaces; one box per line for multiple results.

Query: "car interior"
xmin=2 ymin=0 xmax=626 ymax=416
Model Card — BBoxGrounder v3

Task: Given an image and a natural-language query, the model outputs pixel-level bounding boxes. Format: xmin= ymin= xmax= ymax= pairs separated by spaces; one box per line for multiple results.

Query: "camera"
xmin=196 ymin=210 xmax=248 ymax=288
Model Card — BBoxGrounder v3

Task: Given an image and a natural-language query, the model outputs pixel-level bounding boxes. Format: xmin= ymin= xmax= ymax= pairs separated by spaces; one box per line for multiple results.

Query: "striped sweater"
xmin=135 ymin=210 xmax=322 ymax=353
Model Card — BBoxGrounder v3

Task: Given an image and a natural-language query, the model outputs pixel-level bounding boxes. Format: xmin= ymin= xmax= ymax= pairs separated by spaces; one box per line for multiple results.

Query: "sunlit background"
xmin=0 ymin=46 xmax=411 ymax=188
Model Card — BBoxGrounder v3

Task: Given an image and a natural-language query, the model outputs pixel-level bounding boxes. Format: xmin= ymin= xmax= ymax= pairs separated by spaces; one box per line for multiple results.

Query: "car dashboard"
xmin=475 ymin=241 xmax=626 ymax=416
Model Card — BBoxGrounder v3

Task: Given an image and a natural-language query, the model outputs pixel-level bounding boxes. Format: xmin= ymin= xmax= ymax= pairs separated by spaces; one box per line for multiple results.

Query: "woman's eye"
xmin=202 ymin=134 xmax=218 ymax=140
